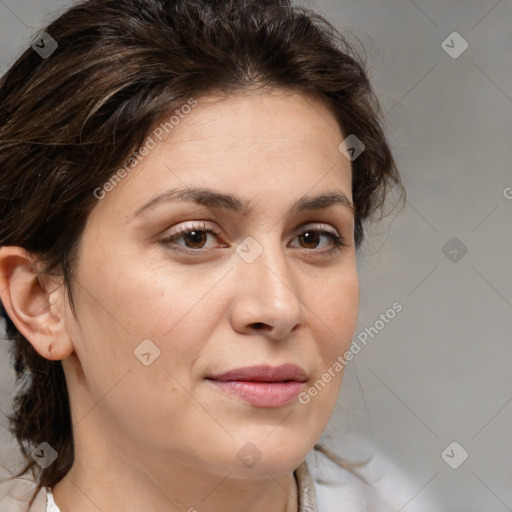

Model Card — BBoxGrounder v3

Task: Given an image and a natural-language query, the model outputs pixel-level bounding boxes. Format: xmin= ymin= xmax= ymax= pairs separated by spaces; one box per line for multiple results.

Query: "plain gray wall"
xmin=1 ymin=1 xmax=511 ymax=511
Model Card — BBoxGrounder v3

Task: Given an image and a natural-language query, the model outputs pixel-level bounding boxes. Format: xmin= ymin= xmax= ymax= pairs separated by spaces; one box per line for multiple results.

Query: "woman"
xmin=0 ymin=0 xmax=405 ymax=510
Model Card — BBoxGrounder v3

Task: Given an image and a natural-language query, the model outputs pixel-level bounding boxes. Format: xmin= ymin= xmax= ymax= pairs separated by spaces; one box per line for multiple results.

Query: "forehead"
xmin=90 ymin=89 xmax=352 ymax=221
xmin=165 ymin=89 xmax=345 ymax=152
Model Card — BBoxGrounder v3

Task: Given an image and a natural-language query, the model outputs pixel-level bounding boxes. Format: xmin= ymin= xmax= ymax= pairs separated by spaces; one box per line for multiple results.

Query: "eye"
xmin=160 ymin=222 xmax=347 ymax=256
xmin=290 ymin=225 xmax=347 ymax=255
xmin=160 ymin=222 xmax=226 ymax=252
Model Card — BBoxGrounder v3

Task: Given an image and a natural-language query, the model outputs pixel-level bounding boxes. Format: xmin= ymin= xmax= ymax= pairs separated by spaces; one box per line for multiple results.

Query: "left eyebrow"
xmin=130 ymin=186 xmax=354 ymax=221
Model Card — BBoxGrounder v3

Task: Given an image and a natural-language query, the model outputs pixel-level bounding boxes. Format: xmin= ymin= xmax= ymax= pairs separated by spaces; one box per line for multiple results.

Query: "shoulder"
xmin=306 ymin=437 xmax=442 ymax=512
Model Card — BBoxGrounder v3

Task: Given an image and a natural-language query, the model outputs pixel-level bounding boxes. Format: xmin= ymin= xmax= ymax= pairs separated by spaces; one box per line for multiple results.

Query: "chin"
xmin=225 ymin=438 xmax=312 ymax=479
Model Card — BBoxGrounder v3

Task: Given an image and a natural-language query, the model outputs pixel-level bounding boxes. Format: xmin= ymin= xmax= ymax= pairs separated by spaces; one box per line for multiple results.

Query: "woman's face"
xmin=62 ymin=89 xmax=359 ymax=479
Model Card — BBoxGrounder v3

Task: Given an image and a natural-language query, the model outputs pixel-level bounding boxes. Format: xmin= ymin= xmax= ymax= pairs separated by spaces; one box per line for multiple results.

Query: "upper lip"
xmin=207 ymin=364 xmax=307 ymax=383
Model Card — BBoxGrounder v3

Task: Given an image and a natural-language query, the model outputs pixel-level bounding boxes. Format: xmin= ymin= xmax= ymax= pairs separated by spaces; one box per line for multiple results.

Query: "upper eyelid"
xmin=164 ymin=221 xmax=341 ymax=238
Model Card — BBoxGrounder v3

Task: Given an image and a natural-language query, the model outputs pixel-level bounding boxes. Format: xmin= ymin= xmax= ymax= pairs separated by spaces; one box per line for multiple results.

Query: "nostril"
xmin=252 ymin=322 xmax=268 ymax=330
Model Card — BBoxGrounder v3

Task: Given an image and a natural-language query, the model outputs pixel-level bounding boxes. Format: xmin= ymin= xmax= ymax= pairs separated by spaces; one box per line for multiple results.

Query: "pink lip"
xmin=206 ymin=364 xmax=307 ymax=408
xmin=207 ymin=364 xmax=307 ymax=383
xmin=207 ymin=380 xmax=306 ymax=407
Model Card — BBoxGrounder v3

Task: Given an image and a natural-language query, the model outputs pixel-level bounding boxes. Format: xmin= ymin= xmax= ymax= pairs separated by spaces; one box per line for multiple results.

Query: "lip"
xmin=207 ymin=364 xmax=307 ymax=383
xmin=205 ymin=364 xmax=307 ymax=408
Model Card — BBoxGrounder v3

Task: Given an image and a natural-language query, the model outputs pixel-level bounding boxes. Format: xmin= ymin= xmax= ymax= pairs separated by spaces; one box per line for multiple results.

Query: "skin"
xmin=0 ymin=88 xmax=359 ymax=512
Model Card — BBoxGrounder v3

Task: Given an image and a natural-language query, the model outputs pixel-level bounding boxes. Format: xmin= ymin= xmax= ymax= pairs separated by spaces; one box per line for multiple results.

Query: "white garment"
xmin=304 ymin=444 xmax=443 ymax=512
xmin=45 ymin=491 xmax=59 ymax=512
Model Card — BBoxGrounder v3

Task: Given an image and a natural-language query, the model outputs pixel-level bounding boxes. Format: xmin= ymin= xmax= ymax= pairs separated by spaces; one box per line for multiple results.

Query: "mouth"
xmin=206 ymin=363 xmax=307 ymax=383
xmin=205 ymin=364 xmax=307 ymax=408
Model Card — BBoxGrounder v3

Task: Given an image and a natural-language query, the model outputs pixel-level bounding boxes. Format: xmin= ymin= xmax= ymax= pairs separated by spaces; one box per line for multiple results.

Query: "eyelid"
xmin=162 ymin=220 xmax=341 ymax=242
xmin=296 ymin=222 xmax=340 ymax=236
xmin=164 ymin=220 xmax=221 ymax=238
xmin=159 ymin=219 xmax=348 ymax=261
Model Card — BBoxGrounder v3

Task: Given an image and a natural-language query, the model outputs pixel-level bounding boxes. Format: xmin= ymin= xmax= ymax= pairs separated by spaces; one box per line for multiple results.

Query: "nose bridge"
xmin=233 ymin=233 xmax=305 ymax=335
xmin=240 ymin=233 xmax=295 ymax=293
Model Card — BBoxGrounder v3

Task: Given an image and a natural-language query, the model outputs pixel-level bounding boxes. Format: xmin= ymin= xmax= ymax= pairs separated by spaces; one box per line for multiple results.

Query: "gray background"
xmin=1 ymin=0 xmax=511 ymax=510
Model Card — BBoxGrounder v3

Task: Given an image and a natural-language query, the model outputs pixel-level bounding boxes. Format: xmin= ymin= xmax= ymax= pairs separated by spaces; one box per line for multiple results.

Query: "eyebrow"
xmin=131 ymin=186 xmax=355 ymax=220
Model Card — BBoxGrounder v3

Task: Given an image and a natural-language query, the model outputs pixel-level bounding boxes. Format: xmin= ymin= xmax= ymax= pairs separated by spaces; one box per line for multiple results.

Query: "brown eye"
xmin=299 ymin=231 xmax=321 ymax=249
xmin=160 ymin=222 xmax=227 ymax=254
xmin=289 ymin=226 xmax=346 ymax=257
xmin=182 ymin=230 xmax=208 ymax=249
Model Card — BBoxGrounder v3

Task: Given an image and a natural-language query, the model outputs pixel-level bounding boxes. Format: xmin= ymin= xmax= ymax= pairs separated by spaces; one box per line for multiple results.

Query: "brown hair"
xmin=0 ymin=0 xmax=404 ymax=504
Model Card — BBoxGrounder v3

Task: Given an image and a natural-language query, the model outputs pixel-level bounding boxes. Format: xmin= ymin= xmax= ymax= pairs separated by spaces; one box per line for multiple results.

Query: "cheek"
xmin=65 ymin=255 xmax=224 ymax=435
xmin=116 ymin=265 xmax=230 ymax=347
xmin=68 ymin=242 xmax=231 ymax=385
xmin=76 ymin=233 xmax=221 ymax=332
xmin=311 ymin=270 xmax=359 ymax=362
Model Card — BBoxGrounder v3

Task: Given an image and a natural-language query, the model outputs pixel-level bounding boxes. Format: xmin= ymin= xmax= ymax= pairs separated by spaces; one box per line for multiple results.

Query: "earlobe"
xmin=0 ymin=246 xmax=74 ymax=361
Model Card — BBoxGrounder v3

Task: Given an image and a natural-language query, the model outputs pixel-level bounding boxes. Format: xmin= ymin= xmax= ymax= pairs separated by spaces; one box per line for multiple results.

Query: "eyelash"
xmin=160 ymin=221 xmax=347 ymax=257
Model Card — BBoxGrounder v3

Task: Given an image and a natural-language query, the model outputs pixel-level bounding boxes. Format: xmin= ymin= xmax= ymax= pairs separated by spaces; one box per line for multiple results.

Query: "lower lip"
xmin=206 ymin=379 xmax=305 ymax=407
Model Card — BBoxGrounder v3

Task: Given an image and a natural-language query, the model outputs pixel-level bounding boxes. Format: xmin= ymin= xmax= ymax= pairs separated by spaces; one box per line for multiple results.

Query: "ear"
xmin=0 ymin=246 xmax=74 ymax=361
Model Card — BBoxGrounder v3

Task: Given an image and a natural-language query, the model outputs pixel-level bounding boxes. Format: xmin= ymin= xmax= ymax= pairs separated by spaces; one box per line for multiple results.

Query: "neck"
xmin=51 ymin=424 xmax=299 ymax=512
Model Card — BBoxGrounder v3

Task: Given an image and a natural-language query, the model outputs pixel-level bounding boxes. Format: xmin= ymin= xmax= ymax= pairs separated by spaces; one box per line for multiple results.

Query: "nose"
xmin=230 ymin=238 xmax=307 ymax=340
